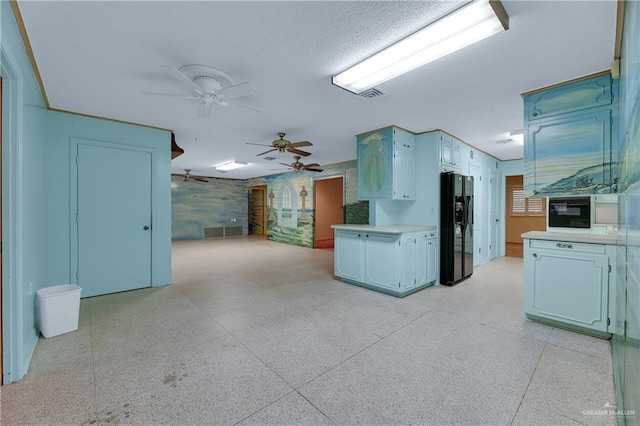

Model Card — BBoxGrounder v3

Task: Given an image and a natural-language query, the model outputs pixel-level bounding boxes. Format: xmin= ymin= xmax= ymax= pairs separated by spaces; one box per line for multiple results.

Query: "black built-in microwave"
xmin=548 ymin=196 xmax=591 ymax=229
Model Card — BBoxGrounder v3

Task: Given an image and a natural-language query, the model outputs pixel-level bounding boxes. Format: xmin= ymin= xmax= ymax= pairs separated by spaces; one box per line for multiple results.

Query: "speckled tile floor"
xmin=1 ymin=237 xmax=617 ymax=425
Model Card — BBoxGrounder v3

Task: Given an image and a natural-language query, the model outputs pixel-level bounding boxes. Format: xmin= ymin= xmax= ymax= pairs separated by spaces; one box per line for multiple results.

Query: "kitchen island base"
xmin=332 ymin=224 xmax=438 ymax=298
xmin=338 ymin=277 xmax=435 ymax=298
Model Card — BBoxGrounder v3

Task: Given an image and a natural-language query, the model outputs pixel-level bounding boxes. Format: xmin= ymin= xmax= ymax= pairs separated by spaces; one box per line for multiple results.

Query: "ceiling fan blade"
xmin=197 ymin=102 xmax=213 ymax=117
xmin=279 ymin=163 xmax=292 ymax=167
xmin=218 ymin=82 xmax=257 ymax=99
xmin=142 ymin=91 xmax=191 ymax=98
xmin=162 ymin=65 xmax=204 ymax=96
xmin=304 ymin=163 xmax=320 ymax=168
xmin=257 ymin=148 xmax=277 ymax=156
xmin=194 ymin=177 xmax=209 ymax=182
xmin=227 ymin=100 xmax=260 ymax=113
xmin=290 ymin=141 xmax=312 ymax=148
xmin=287 ymin=147 xmax=311 ymax=157
xmin=246 ymin=142 xmax=273 ymax=147
xmin=305 ymin=167 xmax=324 ymax=172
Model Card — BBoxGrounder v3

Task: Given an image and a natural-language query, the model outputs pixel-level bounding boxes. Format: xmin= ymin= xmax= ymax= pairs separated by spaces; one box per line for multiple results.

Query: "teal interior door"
xmin=77 ymin=143 xmax=152 ymax=297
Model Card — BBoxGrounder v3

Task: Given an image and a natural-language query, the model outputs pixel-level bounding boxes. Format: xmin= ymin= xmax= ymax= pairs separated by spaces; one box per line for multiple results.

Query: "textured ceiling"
xmin=17 ymin=0 xmax=617 ymax=179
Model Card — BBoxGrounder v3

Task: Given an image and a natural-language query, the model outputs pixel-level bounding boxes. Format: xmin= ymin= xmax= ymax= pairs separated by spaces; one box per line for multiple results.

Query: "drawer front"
xmin=528 ymin=239 xmax=606 ymax=254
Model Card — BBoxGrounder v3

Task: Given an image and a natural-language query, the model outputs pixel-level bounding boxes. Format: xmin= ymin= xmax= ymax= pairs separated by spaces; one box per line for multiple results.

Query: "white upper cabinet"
xmin=356 ymin=126 xmax=416 ymax=200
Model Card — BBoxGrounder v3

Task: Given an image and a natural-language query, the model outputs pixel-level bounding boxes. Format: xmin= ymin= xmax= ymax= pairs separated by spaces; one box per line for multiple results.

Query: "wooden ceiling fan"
xmin=277 ymin=156 xmax=323 ymax=173
xmin=247 ymin=132 xmax=313 ymax=157
xmin=172 ymin=169 xmax=208 ymax=182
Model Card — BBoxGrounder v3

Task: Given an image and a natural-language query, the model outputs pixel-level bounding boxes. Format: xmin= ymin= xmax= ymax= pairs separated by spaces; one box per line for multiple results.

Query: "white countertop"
xmin=522 ymin=231 xmax=617 ymax=245
xmin=331 ymin=224 xmax=437 ymax=234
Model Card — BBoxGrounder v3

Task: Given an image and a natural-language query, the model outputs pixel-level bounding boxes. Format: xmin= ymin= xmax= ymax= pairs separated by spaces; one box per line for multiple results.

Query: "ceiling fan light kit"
xmin=332 ymin=0 xmax=509 ymax=94
xmin=145 ymin=64 xmax=257 ymax=117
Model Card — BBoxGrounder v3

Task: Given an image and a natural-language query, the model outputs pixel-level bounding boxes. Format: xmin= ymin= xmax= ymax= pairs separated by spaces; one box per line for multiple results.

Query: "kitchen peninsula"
xmin=332 ymin=224 xmax=437 ymax=297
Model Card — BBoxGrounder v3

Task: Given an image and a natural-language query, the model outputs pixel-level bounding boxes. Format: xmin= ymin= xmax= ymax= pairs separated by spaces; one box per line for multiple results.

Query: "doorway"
xmin=248 ymin=185 xmax=267 ymax=235
xmin=314 ymin=176 xmax=343 ymax=249
xmin=505 ymin=175 xmax=546 ymax=257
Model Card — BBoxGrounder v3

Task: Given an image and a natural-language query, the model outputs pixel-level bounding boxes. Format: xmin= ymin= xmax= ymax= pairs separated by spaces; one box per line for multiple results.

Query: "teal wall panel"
xmin=1 ymin=1 xmax=49 ymax=384
xmin=46 ymin=112 xmax=172 ymax=288
xmin=613 ymin=1 xmax=640 ymax=422
xmin=2 ymin=3 xmax=172 ymax=382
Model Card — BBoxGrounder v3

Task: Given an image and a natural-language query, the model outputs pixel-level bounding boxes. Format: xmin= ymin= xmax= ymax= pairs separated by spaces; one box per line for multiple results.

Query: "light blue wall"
xmin=1 ymin=1 xmax=48 ymax=384
xmin=500 ymin=159 xmax=524 ymax=176
xmin=46 ymin=111 xmax=173 ymax=288
xmin=498 ymin=159 xmax=524 ymax=257
xmin=2 ymin=3 xmax=172 ymax=383
xmin=613 ymin=0 xmax=640 ymax=419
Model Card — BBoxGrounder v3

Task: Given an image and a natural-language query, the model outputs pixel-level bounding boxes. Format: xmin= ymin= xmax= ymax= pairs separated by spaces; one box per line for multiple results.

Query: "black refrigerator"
xmin=440 ymin=172 xmax=474 ymax=286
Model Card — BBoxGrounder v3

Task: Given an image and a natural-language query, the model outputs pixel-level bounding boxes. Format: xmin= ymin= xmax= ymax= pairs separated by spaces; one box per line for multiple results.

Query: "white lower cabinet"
xmin=334 ymin=230 xmax=364 ymax=281
xmin=524 ymin=238 xmax=616 ymax=335
xmin=334 ymin=227 xmax=437 ymax=297
xmin=364 ymin=233 xmax=400 ymax=291
xmin=426 ymin=232 xmax=438 ymax=284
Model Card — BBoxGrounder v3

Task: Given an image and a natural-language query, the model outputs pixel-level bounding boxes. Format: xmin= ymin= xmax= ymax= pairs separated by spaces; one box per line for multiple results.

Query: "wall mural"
xmin=171 ymin=176 xmax=247 ymax=240
xmin=357 ymin=128 xmax=392 ymax=198
xmin=172 ymin=160 xmax=367 ymax=247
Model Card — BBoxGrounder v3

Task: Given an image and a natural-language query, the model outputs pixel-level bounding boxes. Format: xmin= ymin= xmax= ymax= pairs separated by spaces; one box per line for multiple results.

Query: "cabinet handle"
xmin=532 ymin=253 xmax=538 ymax=258
xmin=358 ymin=234 xmax=361 ymax=237
xmin=556 ymin=242 xmax=573 ymax=249
xmin=532 ymin=111 xmax=538 ymax=116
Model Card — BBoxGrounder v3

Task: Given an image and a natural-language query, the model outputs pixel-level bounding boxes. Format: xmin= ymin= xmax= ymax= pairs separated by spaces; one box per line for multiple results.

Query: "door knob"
xmin=143 ymin=225 xmax=150 ymax=231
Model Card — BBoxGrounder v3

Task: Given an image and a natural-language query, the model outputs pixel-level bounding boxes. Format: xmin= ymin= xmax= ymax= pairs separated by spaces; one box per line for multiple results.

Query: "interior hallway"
xmin=1 ymin=237 xmax=616 ymax=425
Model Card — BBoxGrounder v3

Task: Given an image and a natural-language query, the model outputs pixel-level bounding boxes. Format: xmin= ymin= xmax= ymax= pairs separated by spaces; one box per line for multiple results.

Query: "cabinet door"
xmin=414 ymin=234 xmax=428 ymax=286
xmin=364 ymin=233 xmax=399 ymax=290
xmin=426 ymin=237 xmax=438 ymax=284
xmin=441 ymin=134 xmax=453 ymax=165
xmin=525 ymin=74 xmax=612 ymax=121
xmin=393 ymin=149 xmax=416 ymax=200
xmin=357 ymin=128 xmax=393 ymax=199
xmin=525 ymin=110 xmax=611 ymax=197
xmin=401 ymin=235 xmax=416 ymax=290
xmin=524 ymin=247 xmax=609 ymax=332
xmin=394 ymin=127 xmax=415 ymax=150
xmin=334 ymin=231 xmax=364 ymax=281
xmin=440 ymin=134 xmax=461 ymax=169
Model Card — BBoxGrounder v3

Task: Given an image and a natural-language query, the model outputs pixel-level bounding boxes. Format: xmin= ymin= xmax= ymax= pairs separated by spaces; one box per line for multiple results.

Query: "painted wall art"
xmin=172 ymin=160 xmax=366 ymax=247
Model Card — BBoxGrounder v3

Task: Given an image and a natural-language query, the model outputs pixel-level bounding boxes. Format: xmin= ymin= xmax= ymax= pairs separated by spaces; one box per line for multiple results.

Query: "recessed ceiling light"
xmin=215 ymin=161 xmax=248 ymax=171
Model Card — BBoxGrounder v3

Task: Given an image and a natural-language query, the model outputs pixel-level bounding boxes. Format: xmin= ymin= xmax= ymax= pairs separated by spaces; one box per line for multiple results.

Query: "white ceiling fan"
xmin=143 ymin=64 xmax=258 ymax=117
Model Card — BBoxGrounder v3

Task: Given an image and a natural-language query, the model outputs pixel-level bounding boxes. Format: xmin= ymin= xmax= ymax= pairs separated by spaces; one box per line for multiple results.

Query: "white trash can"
xmin=36 ymin=284 xmax=82 ymax=338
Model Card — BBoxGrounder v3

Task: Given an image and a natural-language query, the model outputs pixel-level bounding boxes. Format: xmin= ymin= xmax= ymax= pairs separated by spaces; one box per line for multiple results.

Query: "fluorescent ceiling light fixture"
xmin=215 ymin=161 xmax=248 ymax=171
xmin=510 ymin=130 xmax=524 ymax=145
xmin=332 ymin=0 xmax=509 ymax=94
